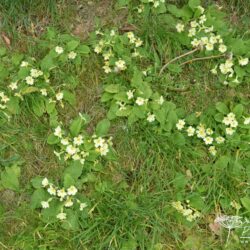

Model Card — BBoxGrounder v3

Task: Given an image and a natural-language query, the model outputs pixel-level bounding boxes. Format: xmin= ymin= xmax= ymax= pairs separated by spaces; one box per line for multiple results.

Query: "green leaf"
xmin=66 ymin=40 xmax=80 ymax=51
xmin=21 ymin=86 xmax=40 ymax=95
xmin=64 ymin=161 xmax=83 ymax=180
xmin=40 ymin=55 xmax=56 ymax=71
xmin=77 ymin=45 xmax=90 ymax=54
xmin=0 ymin=165 xmax=20 ymax=191
xmin=241 ymin=197 xmax=250 ymax=212
xmin=6 ymin=97 xmax=20 ymax=115
xmin=172 ymin=132 xmax=185 ymax=146
xmin=188 ymin=0 xmax=201 ymax=9
xmin=31 ymin=189 xmax=46 ymax=209
xmin=96 ymin=119 xmax=110 ymax=136
xmin=216 ymin=102 xmax=229 ymax=114
xmin=32 ymin=98 xmax=45 ymax=117
xmin=69 ymin=116 xmax=82 ymax=137
xmin=233 ymin=104 xmax=244 ymax=118
xmin=63 ymin=90 xmax=76 ymax=106
xmin=47 ymin=134 xmax=60 ymax=145
xmin=62 ymin=210 xmax=79 ymax=230
xmin=31 ymin=177 xmax=44 ymax=189
xmin=104 ymin=84 xmax=120 ymax=93
xmin=64 ymin=174 xmax=75 ymax=188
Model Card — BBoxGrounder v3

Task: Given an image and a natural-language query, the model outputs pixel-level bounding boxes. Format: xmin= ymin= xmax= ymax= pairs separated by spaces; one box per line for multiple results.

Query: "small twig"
xmin=159 ymin=48 xmax=199 ymax=75
xmin=180 ymin=54 xmax=226 ymax=66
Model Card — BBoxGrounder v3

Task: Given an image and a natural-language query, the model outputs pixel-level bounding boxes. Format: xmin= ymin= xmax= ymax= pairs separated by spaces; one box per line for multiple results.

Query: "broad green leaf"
xmin=96 ymin=119 xmax=110 ymax=136
xmin=241 ymin=197 xmax=250 ymax=212
xmin=6 ymin=97 xmax=20 ymax=115
xmin=47 ymin=134 xmax=60 ymax=145
xmin=64 ymin=161 xmax=83 ymax=180
xmin=0 ymin=165 xmax=20 ymax=191
xmin=188 ymin=0 xmax=201 ymax=9
xmin=233 ymin=104 xmax=244 ymax=118
xmin=63 ymin=90 xmax=76 ymax=106
xmin=216 ymin=102 xmax=229 ymax=114
xmin=104 ymin=84 xmax=120 ymax=93
xmin=66 ymin=40 xmax=80 ymax=51
xmin=31 ymin=189 xmax=46 ymax=209
xmin=64 ymin=174 xmax=75 ymax=188
xmin=77 ymin=45 xmax=90 ymax=54
xmin=69 ymin=116 xmax=82 ymax=136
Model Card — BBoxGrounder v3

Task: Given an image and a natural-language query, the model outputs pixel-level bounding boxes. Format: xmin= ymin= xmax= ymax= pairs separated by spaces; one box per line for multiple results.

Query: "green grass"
xmin=0 ymin=0 xmax=250 ymax=249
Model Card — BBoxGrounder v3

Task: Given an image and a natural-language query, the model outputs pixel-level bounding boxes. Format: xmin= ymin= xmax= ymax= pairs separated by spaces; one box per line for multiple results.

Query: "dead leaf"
xmin=119 ymin=24 xmax=137 ymax=32
xmin=1 ymin=32 xmax=11 ymax=47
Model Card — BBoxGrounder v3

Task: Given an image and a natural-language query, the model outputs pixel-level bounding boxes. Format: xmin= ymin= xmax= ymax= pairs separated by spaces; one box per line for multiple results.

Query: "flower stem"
xmin=159 ymin=48 xmax=199 ymax=75
xmin=180 ymin=54 xmax=226 ymax=66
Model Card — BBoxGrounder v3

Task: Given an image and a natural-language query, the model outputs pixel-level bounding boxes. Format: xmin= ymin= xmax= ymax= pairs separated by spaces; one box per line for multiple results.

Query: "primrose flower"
xmin=186 ymin=126 xmax=195 ymax=136
xmin=41 ymin=201 xmax=49 ymax=209
xmin=40 ymin=89 xmax=48 ymax=96
xmin=55 ymin=46 xmax=64 ymax=54
xmin=64 ymin=198 xmax=73 ymax=207
xmin=190 ymin=21 xmax=198 ymax=28
xmin=147 ymin=113 xmax=156 ymax=123
xmin=135 ymin=97 xmax=146 ymax=106
xmin=191 ymin=38 xmax=200 ymax=48
xmin=176 ymin=119 xmax=185 ymax=130
xmin=80 ymin=203 xmax=88 ymax=211
xmin=42 ymin=178 xmax=49 ymax=187
xmin=215 ymin=136 xmax=225 ymax=144
xmin=206 ymin=128 xmax=213 ymax=135
xmin=176 ymin=23 xmax=184 ymax=33
xmin=244 ymin=117 xmax=250 ymax=125
xmin=57 ymin=212 xmax=66 ymax=220
xmin=30 ymin=69 xmax=43 ymax=78
xmin=94 ymin=45 xmax=102 ymax=54
xmin=57 ymin=188 xmax=67 ymax=199
xmin=73 ymin=135 xmax=83 ymax=146
xmin=47 ymin=185 xmax=56 ymax=196
xmin=209 ymin=36 xmax=217 ymax=45
xmin=210 ymin=67 xmax=217 ymax=75
xmin=239 ymin=57 xmax=249 ymax=66
xmin=157 ymin=96 xmax=164 ymax=105
xmin=115 ymin=59 xmax=126 ymax=71
xmin=56 ymin=92 xmax=64 ymax=101
xmin=226 ymin=127 xmax=235 ymax=135
xmin=208 ymin=146 xmax=217 ymax=156
xmin=67 ymin=186 xmax=78 ymax=196
xmin=68 ymin=51 xmax=77 ymax=60
xmin=135 ymin=38 xmax=143 ymax=47
xmin=25 ymin=76 xmax=34 ymax=85
xmin=126 ymin=90 xmax=134 ymax=100
xmin=21 ymin=61 xmax=29 ymax=67
xmin=203 ymin=136 xmax=213 ymax=145
xmin=54 ymin=126 xmax=62 ymax=138
xmin=219 ymin=44 xmax=227 ymax=53
xmin=99 ymin=143 xmax=109 ymax=156
xmin=66 ymin=145 xmax=78 ymax=155
xmin=103 ymin=65 xmax=112 ymax=74
xmin=197 ymin=6 xmax=205 ymax=14
xmin=199 ymin=15 xmax=207 ymax=24
xmin=188 ymin=28 xmax=196 ymax=37
xmin=206 ymin=43 xmax=214 ymax=51
xmin=94 ymin=137 xmax=105 ymax=148
xmin=9 ymin=82 xmax=18 ymax=90
xmin=61 ymin=138 xmax=69 ymax=145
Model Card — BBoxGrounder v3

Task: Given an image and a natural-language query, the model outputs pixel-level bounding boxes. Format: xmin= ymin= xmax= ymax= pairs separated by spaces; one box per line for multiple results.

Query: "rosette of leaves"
xmin=30 ymin=176 xmax=89 ymax=230
xmin=175 ymin=101 xmax=250 ymax=156
xmin=0 ymin=29 xmax=90 ymax=124
xmin=159 ymin=1 xmax=250 ymax=87
xmin=101 ymin=69 xmax=178 ymax=132
xmin=91 ymin=29 xmax=147 ymax=75
xmin=47 ymin=114 xmax=115 ymax=174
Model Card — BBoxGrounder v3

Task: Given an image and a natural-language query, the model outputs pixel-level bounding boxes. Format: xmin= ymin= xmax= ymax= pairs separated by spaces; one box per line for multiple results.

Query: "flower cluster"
xmin=176 ymin=6 xmax=227 ymax=54
xmin=40 ymin=178 xmax=88 ymax=221
xmin=222 ymin=112 xmax=238 ymax=135
xmin=175 ymin=5 xmax=249 ymax=86
xmin=93 ymin=30 xmax=144 ymax=74
xmin=172 ymin=200 xmax=201 ymax=222
xmin=53 ymin=125 xmax=112 ymax=163
xmin=0 ymin=91 xmax=10 ymax=110
xmin=176 ymin=119 xmax=225 ymax=156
